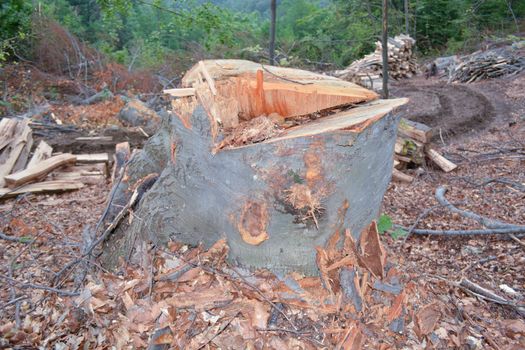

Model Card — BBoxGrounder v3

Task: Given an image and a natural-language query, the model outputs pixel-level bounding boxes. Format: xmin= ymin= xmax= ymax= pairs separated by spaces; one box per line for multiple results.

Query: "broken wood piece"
xmin=426 ymin=148 xmax=457 ymax=172
xmin=198 ymin=60 xmax=217 ymax=96
xmin=0 ymin=180 xmax=84 ymax=199
xmin=52 ymin=164 xmax=109 ymax=184
xmin=27 ymin=141 xmax=53 ymax=169
xmin=0 ymin=118 xmax=19 ymax=151
xmin=398 ymin=118 xmax=433 ymax=143
xmin=0 ymin=119 xmax=32 ymax=187
xmin=12 ymin=133 xmax=33 ymax=173
xmin=75 ymin=153 xmax=109 ymax=164
xmin=163 ymin=88 xmax=196 ymax=97
xmin=392 ymin=168 xmax=414 ymax=183
xmin=4 ymin=154 xmax=77 ymax=188
xmin=112 ymin=142 xmax=130 ymax=181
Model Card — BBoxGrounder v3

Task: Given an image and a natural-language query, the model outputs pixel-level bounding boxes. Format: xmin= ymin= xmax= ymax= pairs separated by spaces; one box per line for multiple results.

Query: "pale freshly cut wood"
xmin=12 ymin=135 xmax=33 ymax=173
xmin=398 ymin=118 xmax=433 ymax=143
xmin=75 ymin=153 xmax=109 ymax=164
xmin=4 ymin=154 xmax=77 ymax=188
xmin=198 ymin=60 xmax=217 ymax=95
xmin=0 ymin=118 xmax=19 ymax=151
xmin=392 ymin=168 xmax=414 ymax=183
xmin=27 ymin=141 xmax=53 ymax=168
xmin=0 ymin=119 xmax=32 ymax=187
xmin=0 ymin=180 xmax=84 ymax=199
xmin=163 ymin=88 xmax=196 ymax=97
xmin=426 ymin=148 xmax=457 ymax=172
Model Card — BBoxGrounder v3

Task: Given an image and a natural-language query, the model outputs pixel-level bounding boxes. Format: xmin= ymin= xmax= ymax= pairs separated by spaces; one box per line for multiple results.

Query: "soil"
xmin=390 ymin=75 xmax=515 ymax=142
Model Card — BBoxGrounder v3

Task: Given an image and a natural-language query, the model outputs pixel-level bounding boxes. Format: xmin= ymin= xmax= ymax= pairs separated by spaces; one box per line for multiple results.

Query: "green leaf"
xmin=390 ymin=228 xmax=408 ymax=240
xmin=19 ymin=236 xmax=33 ymax=243
xmin=377 ymin=214 xmax=393 ymax=234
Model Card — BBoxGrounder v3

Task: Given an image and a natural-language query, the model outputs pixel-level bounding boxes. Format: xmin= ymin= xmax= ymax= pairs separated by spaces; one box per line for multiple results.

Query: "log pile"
xmin=393 ymin=118 xmax=457 ymax=182
xmin=0 ymin=118 xmax=111 ymax=199
xmin=335 ymin=34 xmax=417 ymax=91
xmin=448 ymin=49 xmax=525 ymax=83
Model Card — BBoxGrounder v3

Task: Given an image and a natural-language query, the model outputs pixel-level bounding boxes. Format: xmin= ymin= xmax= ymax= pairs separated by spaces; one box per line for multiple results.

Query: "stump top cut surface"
xmin=177 ymin=60 xmax=383 ymax=138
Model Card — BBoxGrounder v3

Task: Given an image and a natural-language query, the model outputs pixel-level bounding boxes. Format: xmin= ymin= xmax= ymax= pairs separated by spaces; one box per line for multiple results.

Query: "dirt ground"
xmin=1 ymin=68 xmax=524 ymax=348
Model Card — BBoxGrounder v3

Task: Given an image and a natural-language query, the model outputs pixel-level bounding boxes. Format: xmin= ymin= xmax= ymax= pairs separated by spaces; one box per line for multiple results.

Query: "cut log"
xmin=163 ymin=88 xmax=196 ymax=97
xmin=0 ymin=180 xmax=84 ymax=199
xmin=395 ymin=137 xmax=425 ymax=165
xmin=0 ymin=119 xmax=32 ymax=187
xmin=4 ymin=154 xmax=77 ymax=188
xmin=426 ymin=148 xmax=457 ymax=172
xmin=75 ymin=153 xmax=109 ymax=164
xmin=398 ymin=118 xmax=432 ymax=144
xmin=100 ymin=59 xmax=407 ymax=275
xmin=27 ymin=141 xmax=53 ymax=169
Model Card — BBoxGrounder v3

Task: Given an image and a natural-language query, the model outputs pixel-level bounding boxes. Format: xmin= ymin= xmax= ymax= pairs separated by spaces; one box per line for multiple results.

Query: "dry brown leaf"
xmin=415 ymin=302 xmax=441 ymax=339
xmin=164 ymin=287 xmax=233 ymax=310
xmin=387 ymin=291 xmax=405 ymax=322
xmin=502 ymin=319 xmax=525 ymax=338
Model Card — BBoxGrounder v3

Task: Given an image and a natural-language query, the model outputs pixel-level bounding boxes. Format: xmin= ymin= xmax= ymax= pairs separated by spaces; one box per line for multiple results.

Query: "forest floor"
xmin=0 ymin=65 xmax=524 ymax=349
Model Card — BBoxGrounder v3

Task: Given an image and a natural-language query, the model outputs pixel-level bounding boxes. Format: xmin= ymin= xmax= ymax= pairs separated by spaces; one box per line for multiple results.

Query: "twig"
xmin=197 ymin=312 xmax=239 ymax=349
xmin=0 ymin=231 xmax=34 ymax=243
xmin=0 ymin=295 xmax=28 ymax=310
xmin=402 ymin=227 xmax=525 ymax=236
xmin=0 ymin=275 xmax=80 ymax=297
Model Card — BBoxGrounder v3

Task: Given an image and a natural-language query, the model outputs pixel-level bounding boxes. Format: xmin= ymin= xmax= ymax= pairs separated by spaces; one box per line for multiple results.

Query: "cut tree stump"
xmin=100 ymin=60 xmax=407 ymax=275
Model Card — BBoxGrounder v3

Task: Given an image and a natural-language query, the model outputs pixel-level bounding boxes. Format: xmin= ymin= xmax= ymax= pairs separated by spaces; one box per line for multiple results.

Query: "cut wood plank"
xmin=0 ymin=119 xmax=32 ymax=187
xmin=12 ymin=134 xmax=33 ymax=173
xmin=75 ymin=136 xmax=113 ymax=142
xmin=398 ymin=118 xmax=433 ymax=143
xmin=392 ymin=168 xmax=414 ymax=183
xmin=4 ymin=154 xmax=77 ymax=188
xmin=26 ymin=141 xmax=53 ymax=169
xmin=75 ymin=153 xmax=109 ymax=164
xmin=0 ymin=118 xmax=18 ymax=151
xmin=198 ymin=61 xmax=217 ymax=96
xmin=163 ymin=88 xmax=196 ymax=97
xmin=426 ymin=148 xmax=458 ymax=172
xmin=112 ymin=142 xmax=131 ymax=181
xmin=0 ymin=180 xmax=84 ymax=199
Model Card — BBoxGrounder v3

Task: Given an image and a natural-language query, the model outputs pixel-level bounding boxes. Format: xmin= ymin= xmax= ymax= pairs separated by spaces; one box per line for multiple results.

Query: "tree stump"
xmin=100 ymin=60 xmax=407 ymax=275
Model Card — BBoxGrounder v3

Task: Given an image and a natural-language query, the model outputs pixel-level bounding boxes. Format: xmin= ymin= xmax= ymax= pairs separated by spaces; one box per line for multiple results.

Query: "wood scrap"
xmin=0 ymin=119 xmax=32 ymax=187
xmin=27 ymin=141 xmax=53 ymax=168
xmin=448 ymin=48 xmax=525 ymax=83
xmin=75 ymin=153 xmax=109 ymax=164
xmin=112 ymin=142 xmax=130 ymax=181
xmin=0 ymin=118 xmax=19 ymax=151
xmin=74 ymin=136 xmax=113 ymax=142
xmin=0 ymin=180 xmax=84 ymax=199
xmin=198 ymin=60 xmax=217 ymax=95
xmin=163 ymin=88 xmax=196 ymax=97
xmin=335 ymin=34 xmax=417 ymax=91
xmin=4 ymin=154 xmax=77 ymax=188
xmin=427 ymin=148 xmax=458 ymax=172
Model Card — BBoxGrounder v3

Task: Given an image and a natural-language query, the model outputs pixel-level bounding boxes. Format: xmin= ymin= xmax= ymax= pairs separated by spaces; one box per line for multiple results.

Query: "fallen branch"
xmin=0 ymin=231 xmax=33 ymax=243
xmin=401 ymin=227 xmax=525 ymax=236
xmin=0 ymin=275 xmax=80 ymax=297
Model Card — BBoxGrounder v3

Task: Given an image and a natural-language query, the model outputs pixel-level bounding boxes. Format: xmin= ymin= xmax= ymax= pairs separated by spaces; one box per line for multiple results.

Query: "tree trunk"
xmin=382 ymin=0 xmax=389 ymax=99
xmin=100 ymin=60 xmax=407 ymax=275
xmin=269 ymin=0 xmax=277 ymax=65
xmin=404 ymin=0 xmax=410 ymax=35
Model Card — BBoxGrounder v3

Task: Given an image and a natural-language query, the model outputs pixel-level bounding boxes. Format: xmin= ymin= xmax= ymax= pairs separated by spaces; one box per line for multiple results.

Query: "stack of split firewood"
xmin=393 ymin=118 xmax=457 ymax=182
xmin=448 ymin=48 xmax=525 ymax=83
xmin=335 ymin=34 xmax=417 ymax=90
xmin=0 ymin=118 xmax=113 ymax=199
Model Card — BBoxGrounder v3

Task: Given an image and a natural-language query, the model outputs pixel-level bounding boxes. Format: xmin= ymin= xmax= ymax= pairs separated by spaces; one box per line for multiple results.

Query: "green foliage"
xmin=377 ymin=214 xmax=393 ymax=234
xmin=0 ymin=0 xmax=32 ymax=65
xmin=390 ymin=228 xmax=408 ymax=240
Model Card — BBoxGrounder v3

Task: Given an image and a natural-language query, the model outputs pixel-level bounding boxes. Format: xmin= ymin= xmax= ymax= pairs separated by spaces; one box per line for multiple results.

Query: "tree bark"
xmin=382 ymin=0 xmax=389 ymax=99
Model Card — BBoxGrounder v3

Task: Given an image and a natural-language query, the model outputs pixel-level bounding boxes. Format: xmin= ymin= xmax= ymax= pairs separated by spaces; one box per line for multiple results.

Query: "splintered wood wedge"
xmin=0 ymin=119 xmax=32 ymax=187
xmin=100 ymin=59 xmax=408 ymax=275
xmin=4 ymin=153 xmax=77 ymax=188
xmin=27 ymin=140 xmax=53 ymax=169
